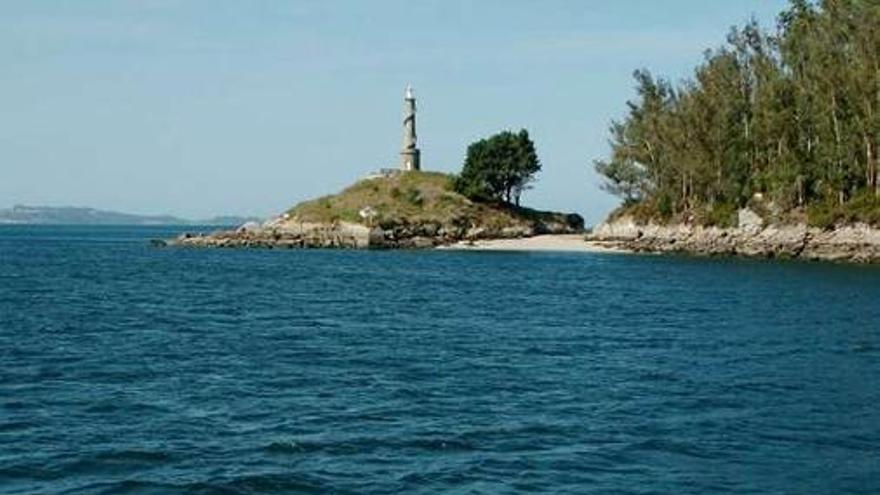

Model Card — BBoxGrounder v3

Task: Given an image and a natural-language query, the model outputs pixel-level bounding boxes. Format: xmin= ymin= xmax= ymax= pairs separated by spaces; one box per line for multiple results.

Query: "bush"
xmin=703 ymin=202 xmax=737 ymax=228
xmin=404 ymin=187 xmax=423 ymax=208
xmin=842 ymin=191 xmax=880 ymax=226
xmin=805 ymin=193 xmax=880 ymax=229
xmin=656 ymin=193 xmax=673 ymax=219
xmin=807 ymin=201 xmax=841 ymax=230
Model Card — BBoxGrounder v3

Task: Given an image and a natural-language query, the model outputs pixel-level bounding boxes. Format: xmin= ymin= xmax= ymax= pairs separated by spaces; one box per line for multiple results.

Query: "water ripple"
xmin=1 ymin=226 xmax=879 ymax=494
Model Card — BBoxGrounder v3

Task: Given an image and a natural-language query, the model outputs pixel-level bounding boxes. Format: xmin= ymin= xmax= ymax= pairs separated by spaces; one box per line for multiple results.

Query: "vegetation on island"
xmin=595 ymin=0 xmax=880 ymax=228
xmin=454 ymin=129 xmax=541 ymax=206
xmin=287 ymin=128 xmax=578 ymax=234
xmin=289 ymin=172 xmax=472 ymax=225
xmin=287 ymin=171 xmax=580 ymax=233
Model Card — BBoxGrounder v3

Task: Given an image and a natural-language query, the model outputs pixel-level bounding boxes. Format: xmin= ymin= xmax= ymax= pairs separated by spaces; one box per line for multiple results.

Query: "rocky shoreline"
xmin=167 ymin=213 xmax=584 ymax=250
xmin=588 ymin=209 xmax=880 ymax=263
xmin=163 ymin=170 xmax=588 ymax=251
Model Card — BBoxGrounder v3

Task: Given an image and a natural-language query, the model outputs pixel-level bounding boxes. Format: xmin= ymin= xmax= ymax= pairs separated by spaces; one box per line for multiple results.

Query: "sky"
xmin=1 ymin=0 xmax=789 ymax=225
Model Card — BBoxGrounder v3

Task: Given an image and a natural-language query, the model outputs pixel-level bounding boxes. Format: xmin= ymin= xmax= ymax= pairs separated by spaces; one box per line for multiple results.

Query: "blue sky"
xmin=1 ymin=0 xmax=788 ymax=224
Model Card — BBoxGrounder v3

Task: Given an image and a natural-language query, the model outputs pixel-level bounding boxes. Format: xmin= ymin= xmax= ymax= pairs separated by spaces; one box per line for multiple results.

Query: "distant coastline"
xmin=0 ymin=205 xmax=260 ymax=227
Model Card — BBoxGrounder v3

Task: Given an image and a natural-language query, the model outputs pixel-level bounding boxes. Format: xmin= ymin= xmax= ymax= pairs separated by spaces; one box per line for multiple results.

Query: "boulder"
xmin=737 ymin=208 xmax=764 ymax=232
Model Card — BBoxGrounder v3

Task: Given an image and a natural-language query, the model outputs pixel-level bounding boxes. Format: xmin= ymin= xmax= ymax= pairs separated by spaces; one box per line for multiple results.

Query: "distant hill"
xmin=0 ymin=205 xmax=260 ymax=226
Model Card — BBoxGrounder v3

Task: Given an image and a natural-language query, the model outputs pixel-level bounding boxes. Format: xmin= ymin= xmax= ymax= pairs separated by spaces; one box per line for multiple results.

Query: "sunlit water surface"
xmin=1 ymin=226 xmax=879 ymax=494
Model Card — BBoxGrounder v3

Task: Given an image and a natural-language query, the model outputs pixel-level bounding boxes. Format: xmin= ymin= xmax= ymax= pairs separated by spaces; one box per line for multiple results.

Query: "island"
xmin=173 ymin=171 xmax=582 ymax=249
xmin=171 ymin=86 xmax=583 ymax=250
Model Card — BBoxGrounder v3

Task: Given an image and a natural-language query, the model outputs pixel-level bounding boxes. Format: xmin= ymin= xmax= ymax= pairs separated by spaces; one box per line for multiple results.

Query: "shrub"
xmin=656 ymin=193 xmax=673 ymax=220
xmin=703 ymin=202 xmax=737 ymax=228
xmin=608 ymin=199 xmax=665 ymax=224
xmin=807 ymin=201 xmax=842 ymax=230
xmin=846 ymin=192 xmax=880 ymax=224
xmin=404 ymin=187 xmax=424 ymax=208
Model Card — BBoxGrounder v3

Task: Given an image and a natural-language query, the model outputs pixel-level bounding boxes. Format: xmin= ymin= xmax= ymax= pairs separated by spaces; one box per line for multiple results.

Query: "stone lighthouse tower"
xmin=400 ymin=84 xmax=421 ymax=171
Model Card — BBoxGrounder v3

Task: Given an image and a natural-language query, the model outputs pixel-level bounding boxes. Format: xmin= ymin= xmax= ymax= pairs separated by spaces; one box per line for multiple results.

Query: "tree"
xmin=454 ymin=129 xmax=542 ymax=205
xmin=594 ymin=0 xmax=880 ymax=226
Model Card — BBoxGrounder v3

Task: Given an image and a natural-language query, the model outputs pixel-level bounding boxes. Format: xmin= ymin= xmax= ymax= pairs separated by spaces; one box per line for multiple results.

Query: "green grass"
xmin=289 ymin=172 xmax=454 ymax=223
xmin=283 ymin=171 xmax=583 ymax=235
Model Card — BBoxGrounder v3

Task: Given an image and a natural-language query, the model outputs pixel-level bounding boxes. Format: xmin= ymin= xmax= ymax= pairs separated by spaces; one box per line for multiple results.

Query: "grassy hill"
xmin=286 ymin=171 xmax=582 ymax=236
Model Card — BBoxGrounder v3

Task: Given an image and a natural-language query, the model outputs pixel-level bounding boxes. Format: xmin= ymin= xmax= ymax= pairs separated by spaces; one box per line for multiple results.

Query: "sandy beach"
xmin=439 ymin=234 xmax=627 ymax=253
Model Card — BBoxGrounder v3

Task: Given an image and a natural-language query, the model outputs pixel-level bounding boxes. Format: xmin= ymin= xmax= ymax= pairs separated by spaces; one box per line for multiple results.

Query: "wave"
xmin=59 ymin=473 xmax=335 ymax=495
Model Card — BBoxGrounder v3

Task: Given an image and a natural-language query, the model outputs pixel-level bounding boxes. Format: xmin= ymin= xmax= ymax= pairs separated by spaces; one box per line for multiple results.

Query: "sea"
xmin=1 ymin=225 xmax=879 ymax=494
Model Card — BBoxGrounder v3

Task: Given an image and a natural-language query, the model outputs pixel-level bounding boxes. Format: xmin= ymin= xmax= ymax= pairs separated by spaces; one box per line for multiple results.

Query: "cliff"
xmin=588 ymin=209 xmax=880 ymax=263
xmin=172 ymin=172 xmax=583 ymax=249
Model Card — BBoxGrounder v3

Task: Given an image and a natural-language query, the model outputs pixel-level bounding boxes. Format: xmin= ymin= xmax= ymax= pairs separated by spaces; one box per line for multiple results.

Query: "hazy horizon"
xmin=2 ymin=0 xmax=787 ymax=225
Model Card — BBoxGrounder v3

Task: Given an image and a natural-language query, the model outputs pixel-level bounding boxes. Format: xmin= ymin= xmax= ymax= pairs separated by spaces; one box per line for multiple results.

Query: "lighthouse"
xmin=400 ymin=84 xmax=421 ymax=171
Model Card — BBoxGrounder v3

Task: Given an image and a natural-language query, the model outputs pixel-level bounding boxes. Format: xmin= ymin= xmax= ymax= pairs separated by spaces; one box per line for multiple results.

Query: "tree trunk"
xmin=689 ymin=175 xmax=694 ymax=207
xmin=867 ymin=135 xmax=878 ymax=196
xmin=681 ymin=173 xmax=686 ymax=209
xmin=832 ymin=95 xmax=844 ymax=205
xmin=796 ymin=175 xmax=805 ymax=207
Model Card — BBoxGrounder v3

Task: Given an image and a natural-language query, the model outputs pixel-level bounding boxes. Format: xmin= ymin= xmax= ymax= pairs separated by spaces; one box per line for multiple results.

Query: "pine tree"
xmin=595 ymin=0 xmax=880 ymax=226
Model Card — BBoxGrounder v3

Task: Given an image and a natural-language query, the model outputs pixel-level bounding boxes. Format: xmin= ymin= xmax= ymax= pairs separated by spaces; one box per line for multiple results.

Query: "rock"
xmin=501 ymin=225 xmax=533 ymax=238
xmin=166 ymin=201 xmax=585 ymax=251
xmin=588 ymin=217 xmax=880 ymax=263
xmin=565 ymin=213 xmax=586 ymax=231
xmin=237 ymin=221 xmax=263 ymax=233
xmin=737 ymin=208 xmax=764 ymax=232
xmin=368 ymin=227 xmax=388 ymax=248
xmin=465 ymin=227 xmax=486 ymax=239
xmin=591 ymin=216 xmax=642 ymax=240
xmin=409 ymin=237 xmax=436 ymax=249
xmin=420 ymin=223 xmax=439 ymax=237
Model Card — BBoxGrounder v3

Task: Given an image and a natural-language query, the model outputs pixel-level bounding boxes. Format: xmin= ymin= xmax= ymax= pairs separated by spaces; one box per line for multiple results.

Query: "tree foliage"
xmin=455 ymin=129 xmax=541 ymax=205
xmin=595 ymin=0 xmax=880 ymax=224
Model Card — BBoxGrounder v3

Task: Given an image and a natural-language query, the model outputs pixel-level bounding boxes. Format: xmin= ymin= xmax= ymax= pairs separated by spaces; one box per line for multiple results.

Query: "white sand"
xmin=439 ymin=234 xmax=628 ymax=253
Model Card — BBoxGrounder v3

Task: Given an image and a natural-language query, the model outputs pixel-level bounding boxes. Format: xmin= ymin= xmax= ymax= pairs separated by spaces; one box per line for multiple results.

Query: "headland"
xmin=171 ymin=171 xmax=584 ymax=250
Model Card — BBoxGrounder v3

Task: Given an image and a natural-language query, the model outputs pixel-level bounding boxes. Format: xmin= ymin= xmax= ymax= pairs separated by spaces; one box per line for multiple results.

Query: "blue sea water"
xmin=1 ymin=225 xmax=879 ymax=494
